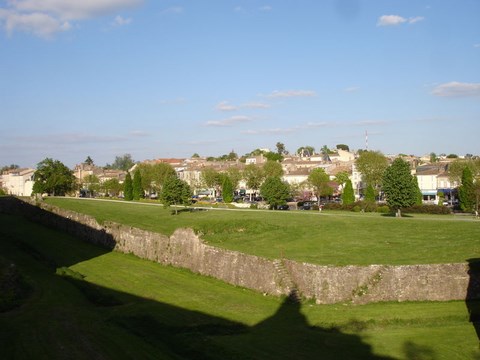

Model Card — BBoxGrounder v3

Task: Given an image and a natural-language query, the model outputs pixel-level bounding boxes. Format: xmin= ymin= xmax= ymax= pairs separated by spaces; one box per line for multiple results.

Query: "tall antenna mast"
xmin=365 ymin=130 xmax=368 ymax=151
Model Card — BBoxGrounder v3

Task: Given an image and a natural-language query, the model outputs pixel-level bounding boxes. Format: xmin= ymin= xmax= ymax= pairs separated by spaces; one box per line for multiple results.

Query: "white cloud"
xmin=377 ymin=15 xmax=407 ymax=26
xmin=160 ymin=6 xmax=183 ymax=15
xmin=215 ymin=101 xmax=238 ymax=112
xmin=377 ymin=14 xmax=424 ymax=27
xmin=241 ymin=127 xmax=296 ymax=135
xmin=259 ymin=6 xmax=272 ymax=12
xmin=205 ymin=115 xmax=251 ymax=127
xmin=344 ymin=86 xmax=359 ymax=93
xmin=265 ymin=89 xmax=316 ymax=98
xmin=408 ymin=16 xmax=424 ymax=24
xmin=0 ymin=9 xmax=70 ymax=38
xmin=432 ymin=82 xmax=480 ymax=98
xmin=113 ymin=15 xmax=131 ymax=26
xmin=0 ymin=0 xmax=142 ymax=37
xmin=474 ymin=44 xmax=480 ymax=48
xmin=242 ymin=102 xmax=271 ymax=109
xmin=354 ymin=120 xmax=388 ymax=126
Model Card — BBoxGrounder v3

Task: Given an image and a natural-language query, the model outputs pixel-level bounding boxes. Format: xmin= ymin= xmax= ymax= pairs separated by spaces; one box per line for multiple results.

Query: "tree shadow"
xmin=467 ymin=258 xmax=480 ymax=342
xmin=0 ymin=197 xmax=432 ymax=359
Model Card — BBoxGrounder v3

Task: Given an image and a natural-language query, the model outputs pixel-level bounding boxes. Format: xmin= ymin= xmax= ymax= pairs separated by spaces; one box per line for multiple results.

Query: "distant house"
xmin=0 ymin=168 xmax=35 ymax=196
xmin=415 ymin=163 xmax=457 ymax=204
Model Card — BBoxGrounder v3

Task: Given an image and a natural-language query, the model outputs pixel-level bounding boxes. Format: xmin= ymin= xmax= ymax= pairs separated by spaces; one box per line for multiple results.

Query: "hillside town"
xmin=1 ymin=146 xmax=476 ymax=208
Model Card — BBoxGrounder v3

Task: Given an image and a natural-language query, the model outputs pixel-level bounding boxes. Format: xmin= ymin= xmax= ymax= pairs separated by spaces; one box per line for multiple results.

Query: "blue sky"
xmin=1 ymin=0 xmax=479 ymax=168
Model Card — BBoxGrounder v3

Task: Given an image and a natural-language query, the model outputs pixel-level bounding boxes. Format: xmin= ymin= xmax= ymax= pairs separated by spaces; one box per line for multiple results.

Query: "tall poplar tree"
xmin=133 ymin=169 xmax=144 ymax=200
xmin=458 ymin=167 xmax=475 ymax=212
xmin=342 ymin=179 xmax=355 ymax=205
xmin=123 ymin=172 xmax=133 ymax=201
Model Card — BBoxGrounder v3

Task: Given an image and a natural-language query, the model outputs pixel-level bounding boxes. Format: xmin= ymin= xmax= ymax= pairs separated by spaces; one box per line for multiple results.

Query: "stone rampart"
xmin=1 ymin=197 xmax=477 ymax=304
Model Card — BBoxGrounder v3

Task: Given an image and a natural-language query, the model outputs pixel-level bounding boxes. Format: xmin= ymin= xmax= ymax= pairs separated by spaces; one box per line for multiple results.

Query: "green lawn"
xmin=45 ymin=197 xmax=480 ymax=266
xmin=1 ymin=212 xmax=479 ymax=359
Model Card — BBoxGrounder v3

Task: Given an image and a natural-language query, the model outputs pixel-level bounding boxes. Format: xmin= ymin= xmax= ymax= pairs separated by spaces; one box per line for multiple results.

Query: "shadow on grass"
xmin=0 ymin=197 xmax=430 ymax=359
xmin=467 ymin=258 xmax=480 ymax=343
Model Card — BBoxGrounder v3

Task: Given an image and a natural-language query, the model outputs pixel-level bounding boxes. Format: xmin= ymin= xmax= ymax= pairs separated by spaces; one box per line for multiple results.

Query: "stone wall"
xmin=1 ymin=197 xmax=477 ymax=304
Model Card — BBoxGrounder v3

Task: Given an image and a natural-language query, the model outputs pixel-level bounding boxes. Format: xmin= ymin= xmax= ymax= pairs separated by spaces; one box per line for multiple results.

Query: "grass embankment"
xmin=0 ymin=212 xmax=479 ymax=359
xmin=45 ymin=197 xmax=480 ymax=266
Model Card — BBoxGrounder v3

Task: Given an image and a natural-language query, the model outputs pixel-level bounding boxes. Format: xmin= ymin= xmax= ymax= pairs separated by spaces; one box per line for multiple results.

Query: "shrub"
xmin=352 ymin=205 xmax=362 ymax=212
xmin=377 ymin=205 xmax=390 ymax=213
xmin=400 ymin=204 xmax=452 ymax=215
xmin=0 ymin=259 xmax=32 ymax=312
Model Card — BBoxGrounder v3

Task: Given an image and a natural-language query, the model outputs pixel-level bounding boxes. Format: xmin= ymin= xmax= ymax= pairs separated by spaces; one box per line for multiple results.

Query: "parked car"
xmin=277 ymin=204 xmax=290 ymax=210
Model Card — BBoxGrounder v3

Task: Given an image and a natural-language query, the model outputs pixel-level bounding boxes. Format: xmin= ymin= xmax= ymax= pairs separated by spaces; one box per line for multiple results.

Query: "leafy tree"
xmin=429 ymin=152 xmax=438 ymax=163
xmin=341 ymin=179 xmax=355 ymax=205
xmin=264 ymin=152 xmax=283 ymax=162
xmin=201 ymin=168 xmax=221 ymax=197
xmin=276 ymin=142 xmax=287 ymax=155
xmin=336 ymin=144 xmax=350 ymax=151
xmin=83 ymin=174 xmax=100 ymax=196
xmin=123 ymin=172 xmax=133 ymax=201
xmin=160 ymin=176 xmax=192 ymax=215
xmin=226 ymin=167 xmax=242 ymax=190
xmin=191 ymin=153 xmax=200 ymax=158
xmin=227 ymin=150 xmax=238 ymax=161
xmin=334 ymin=171 xmax=350 ymax=186
xmin=296 ymin=146 xmax=315 ymax=157
xmin=382 ymin=158 xmax=417 ymax=217
xmin=355 ymin=150 xmax=388 ymax=191
xmin=221 ymin=175 xmax=234 ymax=203
xmin=133 ymin=169 xmax=144 ymax=200
xmin=260 ymin=176 xmax=291 ymax=209
xmin=84 ymin=156 xmax=94 ymax=166
xmin=243 ymin=164 xmax=265 ymax=200
xmin=308 ymin=168 xmax=333 ymax=207
xmin=108 ymin=154 xmax=135 ymax=171
xmin=364 ymin=184 xmax=375 ymax=203
xmin=458 ymin=167 xmax=475 ymax=212
xmin=1 ymin=164 xmax=20 ymax=173
xmin=446 ymin=154 xmax=458 ymax=159
xmin=32 ymin=158 xmax=76 ymax=196
xmin=320 ymin=145 xmax=332 ymax=162
xmin=448 ymin=159 xmax=480 ymax=184
xmin=412 ymin=175 xmax=423 ymax=205
xmin=102 ymin=178 xmax=122 ymax=197
xmin=136 ymin=163 xmax=176 ymax=195
xmin=263 ymin=160 xmax=283 ymax=178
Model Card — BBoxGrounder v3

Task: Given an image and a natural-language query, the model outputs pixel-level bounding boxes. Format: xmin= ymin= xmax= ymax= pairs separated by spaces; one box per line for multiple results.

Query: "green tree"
xmin=260 ymin=176 xmax=291 ymax=209
xmin=355 ymin=150 xmax=388 ymax=191
xmin=263 ymin=160 xmax=283 ymax=178
xmin=102 ymin=178 xmax=122 ymax=197
xmin=226 ymin=167 xmax=242 ymax=190
xmin=341 ymin=179 xmax=355 ymax=205
xmin=336 ymin=144 xmax=350 ymax=151
xmin=83 ymin=174 xmax=100 ymax=196
xmin=191 ymin=153 xmax=200 ymax=158
xmin=221 ymin=175 xmax=234 ymax=203
xmin=108 ymin=154 xmax=135 ymax=171
xmin=308 ymin=168 xmax=333 ymax=207
xmin=243 ymin=164 xmax=265 ymax=200
xmin=458 ymin=167 xmax=475 ymax=212
xmin=429 ymin=152 xmax=438 ymax=163
xmin=264 ymin=152 xmax=283 ymax=162
xmin=296 ymin=146 xmax=315 ymax=157
xmin=201 ymin=168 xmax=221 ymax=197
xmin=133 ymin=169 xmax=144 ymax=200
xmin=84 ymin=156 xmax=94 ymax=166
xmin=160 ymin=176 xmax=192 ymax=215
xmin=32 ymin=158 xmax=76 ymax=196
xmin=412 ymin=176 xmax=423 ymax=205
xmin=334 ymin=171 xmax=350 ymax=186
xmin=382 ymin=158 xmax=417 ymax=217
xmin=276 ymin=142 xmax=287 ymax=155
xmin=448 ymin=159 xmax=480 ymax=184
xmin=364 ymin=184 xmax=376 ymax=203
xmin=123 ymin=172 xmax=133 ymax=201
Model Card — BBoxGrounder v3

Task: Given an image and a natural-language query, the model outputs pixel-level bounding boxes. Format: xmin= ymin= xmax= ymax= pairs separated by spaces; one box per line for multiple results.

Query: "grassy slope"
xmin=0 ymin=212 xmax=479 ymax=359
xmin=45 ymin=197 xmax=480 ymax=266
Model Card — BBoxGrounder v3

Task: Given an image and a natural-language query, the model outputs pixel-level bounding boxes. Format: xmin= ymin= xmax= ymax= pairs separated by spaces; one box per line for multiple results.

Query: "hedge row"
xmin=322 ymin=201 xmax=452 ymax=215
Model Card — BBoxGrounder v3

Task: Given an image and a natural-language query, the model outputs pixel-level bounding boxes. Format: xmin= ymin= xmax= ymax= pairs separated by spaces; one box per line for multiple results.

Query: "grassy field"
xmin=44 ymin=197 xmax=480 ymax=266
xmin=1 ymin=212 xmax=479 ymax=359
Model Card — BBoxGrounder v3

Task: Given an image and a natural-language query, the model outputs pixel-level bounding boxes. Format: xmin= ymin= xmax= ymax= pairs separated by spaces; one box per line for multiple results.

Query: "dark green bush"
xmin=0 ymin=259 xmax=32 ymax=312
xmin=377 ymin=205 xmax=390 ymax=213
xmin=401 ymin=204 xmax=452 ymax=215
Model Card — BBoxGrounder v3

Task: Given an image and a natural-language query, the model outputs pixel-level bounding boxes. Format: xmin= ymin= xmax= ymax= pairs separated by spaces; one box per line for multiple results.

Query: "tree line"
xmin=26 ymin=150 xmax=480 ymax=216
